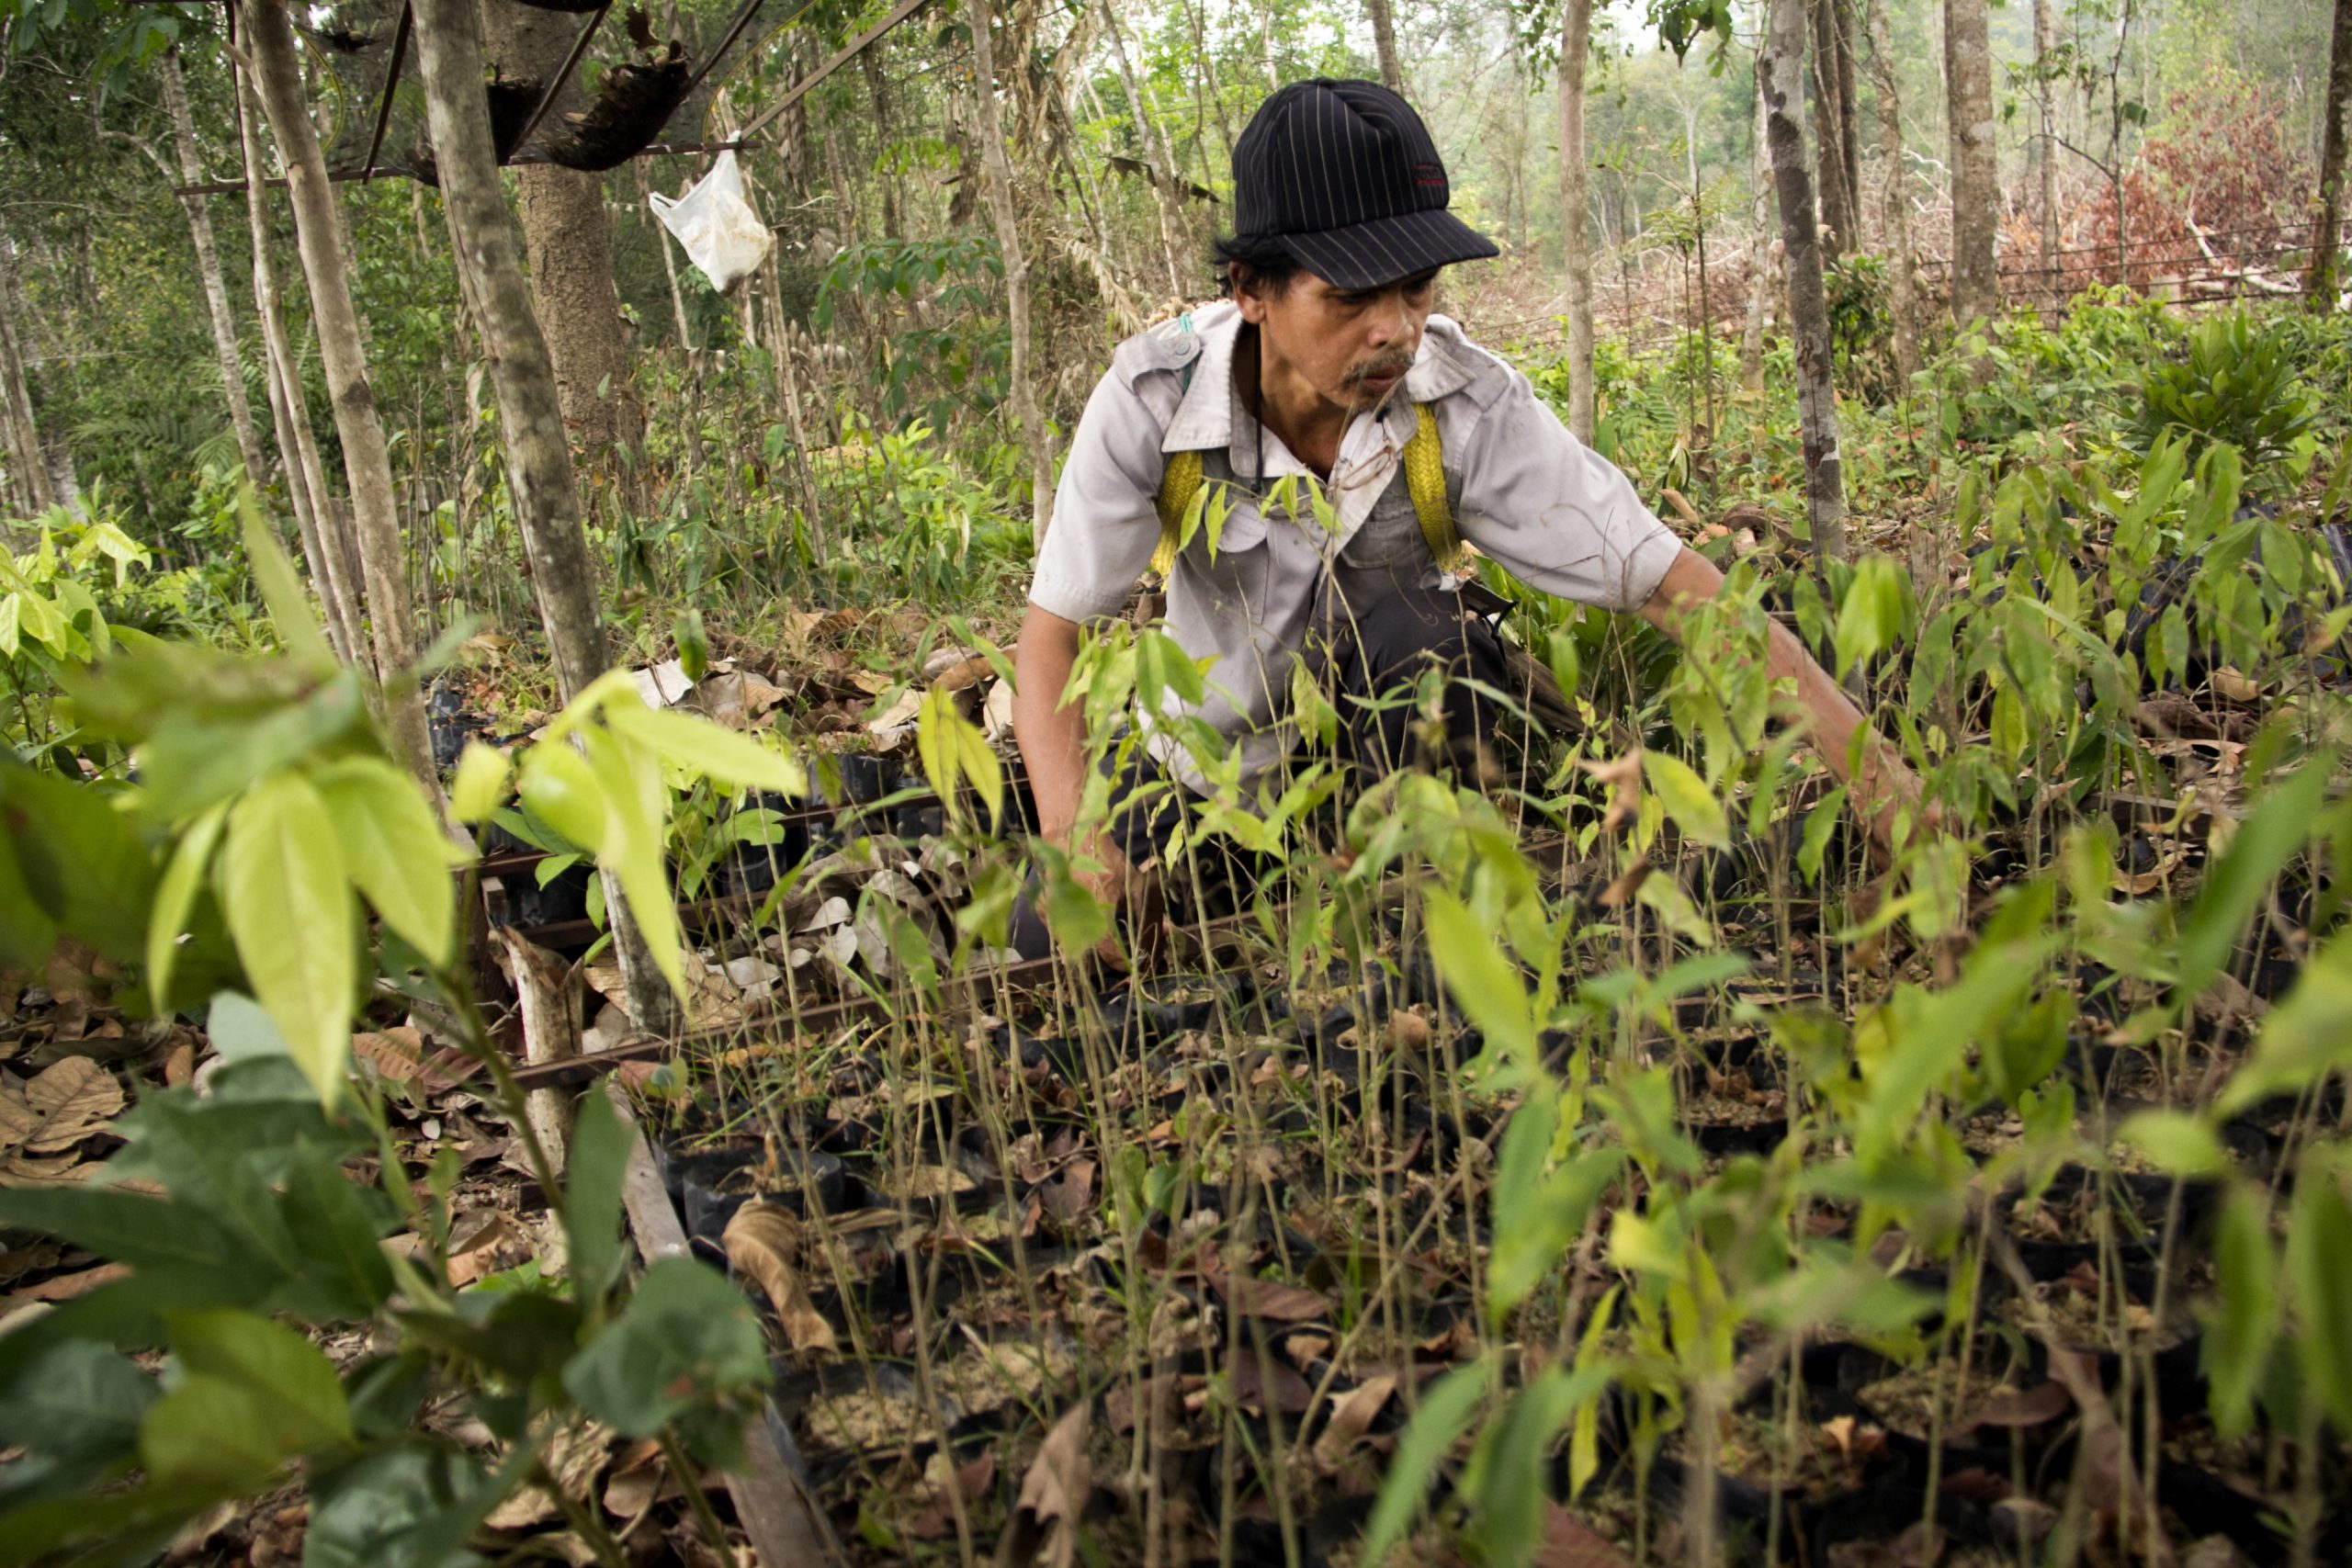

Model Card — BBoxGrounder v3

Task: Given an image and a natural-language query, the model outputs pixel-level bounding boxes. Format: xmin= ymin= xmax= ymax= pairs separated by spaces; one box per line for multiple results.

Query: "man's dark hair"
xmin=1213 ymin=231 xmax=1299 ymax=298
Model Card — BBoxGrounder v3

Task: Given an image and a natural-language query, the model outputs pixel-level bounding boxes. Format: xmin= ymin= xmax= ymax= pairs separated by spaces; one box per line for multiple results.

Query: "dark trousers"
xmin=1009 ymin=582 xmax=1513 ymax=959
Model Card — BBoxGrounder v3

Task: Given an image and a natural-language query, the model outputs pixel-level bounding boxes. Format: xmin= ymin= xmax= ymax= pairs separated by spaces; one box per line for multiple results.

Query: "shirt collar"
xmin=1157 ymin=303 xmax=1479 ymax=461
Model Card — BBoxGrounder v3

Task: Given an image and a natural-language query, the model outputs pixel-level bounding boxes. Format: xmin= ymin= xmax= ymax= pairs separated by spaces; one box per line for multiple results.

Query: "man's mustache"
xmin=1345 ymin=353 xmax=1414 ymax=389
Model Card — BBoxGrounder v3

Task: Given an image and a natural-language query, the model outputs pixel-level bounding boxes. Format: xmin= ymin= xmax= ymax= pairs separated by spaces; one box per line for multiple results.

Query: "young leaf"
xmin=448 ymin=742 xmax=511 ymax=827
xmin=235 ymin=490 xmax=337 ymax=675
xmin=601 ymin=698 xmax=806 ymax=796
xmin=220 ymin=773 xmax=356 ymax=1104
xmin=579 ymin=727 xmax=685 ymax=999
xmin=1359 ymin=1360 xmax=1489 ymax=1566
xmin=2204 ymin=1184 xmax=2277 ymax=1440
xmin=312 ymin=758 xmax=458 ymax=968
xmin=1422 ymin=888 xmax=1535 ymax=1064
xmin=2285 ymin=1168 xmax=2352 ymax=1436
xmin=515 ymin=742 xmax=607 ymax=855
xmin=2177 ymin=760 xmax=2329 ymax=999
xmin=2116 ymin=1110 xmax=2231 ymax=1179
xmin=146 ymin=800 xmax=230 ymax=1009
xmin=141 ymin=1310 xmax=354 ymax=1491
xmin=562 ymin=1092 xmax=633 ymax=1303
xmin=1642 ymin=750 xmax=1730 ymax=850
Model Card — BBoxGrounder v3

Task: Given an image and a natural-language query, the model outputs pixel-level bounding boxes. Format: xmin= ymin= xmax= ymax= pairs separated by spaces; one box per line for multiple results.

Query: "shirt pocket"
xmin=1340 ymin=490 xmax=1431 ymax=570
xmin=1181 ymin=498 xmax=1275 ymax=618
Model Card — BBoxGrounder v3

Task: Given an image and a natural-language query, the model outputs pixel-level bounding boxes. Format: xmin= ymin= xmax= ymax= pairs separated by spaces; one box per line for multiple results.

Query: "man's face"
xmin=1234 ymin=265 xmax=1439 ymax=412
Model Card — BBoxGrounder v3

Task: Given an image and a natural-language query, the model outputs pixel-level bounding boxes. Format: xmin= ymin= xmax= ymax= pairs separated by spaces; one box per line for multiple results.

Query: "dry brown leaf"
xmin=996 ymin=1402 xmax=1091 ymax=1568
xmin=1228 ymin=1354 xmax=1312 ymax=1416
xmin=1534 ymin=1503 xmax=1633 ymax=1568
xmin=1313 ymin=1373 xmax=1396 ymax=1468
xmin=1212 ymin=1270 xmax=1330 ymax=1324
xmin=18 ymin=1263 xmax=128 ymax=1301
xmin=4 ymin=1058 xmax=124 ymax=1155
xmin=722 ymin=1201 xmax=838 ymax=1354
xmin=1576 ymin=749 xmax=1645 ymax=834
xmin=1959 ymin=1381 xmax=2072 ymax=1433
xmin=1598 ymin=862 xmax=1653 ymax=908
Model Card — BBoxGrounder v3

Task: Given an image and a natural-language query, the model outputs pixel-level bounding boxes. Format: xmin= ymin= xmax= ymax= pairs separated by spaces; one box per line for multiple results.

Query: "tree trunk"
xmin=1808 ymin=0 xmax=1854 ymax=257
xmin=1864 ymin=0 xmax=1921 ymax=386
xmin=234 ymin=58 xmax=361 ymax=663
xmin=1557 ymin=0 xmax=1597 ymax=445
xmin=1100 ymin=0 xmax=1188 ymax=299
xmin=1762 ymin=0 xmax=1846 ymax=566
xmin=1943 ymin=0 xmax=1999 ymax=329
xmin=2033 ymin=0 xmax=2063 ymax=310
xmin=409 ymin=0 xmax=681 ymax=1037
xmin=1739 ymin=67 xmax=1772 ymax=394
xmin=245 ymin=0 xmax=436 ymax=789
xmin=2311 ymin=0 xmax=2352 ymax=309
xmin=862 ymin=47 xmax=904 ymax=241
xmin=968 ymin=0 xmax=1055 ymax=548
xmin=160 ymin=47 xmax=269 ymax=494
xmin=0 ymin=208 xmax=53 ymax=518
xmin=1831 ymin=0 xmax=1863 ymax=231
xmin=1366 ymin=0 xmax=1405 ymax=94
xmin=479 ymin=6 xmax=640 ymax=469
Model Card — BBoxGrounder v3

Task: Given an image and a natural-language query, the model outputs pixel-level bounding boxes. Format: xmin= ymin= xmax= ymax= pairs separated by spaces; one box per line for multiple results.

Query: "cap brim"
xmin=1277 ymin=208 xmax=1499 ymax=291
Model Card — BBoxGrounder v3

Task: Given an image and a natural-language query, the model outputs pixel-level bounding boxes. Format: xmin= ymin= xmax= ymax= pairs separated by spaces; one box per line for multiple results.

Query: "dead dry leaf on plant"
xmin=0 ymin=1057 xmax=123 ymax=1156
xmin=996 ymin=1401 xmax=1091 ymax=1568
xmin=722 ymin=1201 xmax=838 ymax=1353
xmin=1576 ymin=749 xmax=1644 ymax=833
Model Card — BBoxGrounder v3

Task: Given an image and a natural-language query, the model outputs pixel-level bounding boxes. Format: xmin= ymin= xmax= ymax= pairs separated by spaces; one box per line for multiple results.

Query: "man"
xmin=1011 ymin=79 xmax=1918 ymax=957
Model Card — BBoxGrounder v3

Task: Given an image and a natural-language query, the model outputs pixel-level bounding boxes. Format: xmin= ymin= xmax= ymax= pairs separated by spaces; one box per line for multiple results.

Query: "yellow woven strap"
xmin=1404 ymin=402 xmax=1464 ymax=574
xmin=1151 ymin=449 xmax=1204 ymax=576
xmin=1150 ymin=403 xmax=1456 ymax=574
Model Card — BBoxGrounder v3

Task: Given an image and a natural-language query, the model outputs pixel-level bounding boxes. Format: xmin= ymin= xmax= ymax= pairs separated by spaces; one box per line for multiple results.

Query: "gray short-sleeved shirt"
xmin=1030 ymin=300 xmax=1681 ymax=786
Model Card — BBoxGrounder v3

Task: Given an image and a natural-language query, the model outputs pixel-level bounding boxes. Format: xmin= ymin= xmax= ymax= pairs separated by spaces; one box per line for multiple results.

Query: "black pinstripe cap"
xmin=1232 ymin=78 xmax=1498 ymax=290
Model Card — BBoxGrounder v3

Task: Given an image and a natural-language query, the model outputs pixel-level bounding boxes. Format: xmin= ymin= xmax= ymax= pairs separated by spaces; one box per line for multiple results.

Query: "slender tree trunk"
xmin=1808 ymin=0 xmax=1854 ymax=257
xmin=1101 ymin=0 xmax=1187 ymax=299
xmin=1943 ymin=0 xmax=1999 ymax=329
xmin=160 ymin=47 xmax=268 ymax=493
xmin=245 ymin=0 xmax=436 ymax=788
xmin=1366 ymin=0 xmax=1405 ymax=94
xmin=479 ymin=6 xmax=640 ymax=469
xmin=2033 ymin=0 xmax=2063 ymax=310
xmin=234 ymin=59 xmax=359 ymax=662
xmin=968 ymin=0 xmax=1055 ymax=547
xmin=1831 ymin=0 xmax=1863 ymax=231
xmin=2311 ymin=0 xmax=2352 ymax=309
xmin=0 ymin=209 xmax=53 ymax=518
xmin=410 ymin=0 xmax=681 ymax=1036
xmin=1865 ymin=0 xmax=1920 ymax=385
xmin=1762 ymin=0 xmax=1846 ymax=566
xmin=1557 ymin=0 xmax=1597 ymax=445
xmin=862 ymin=47 xmax=904 ymax=241
xmin=1740 ymin=66 xmax=1771 ymax=394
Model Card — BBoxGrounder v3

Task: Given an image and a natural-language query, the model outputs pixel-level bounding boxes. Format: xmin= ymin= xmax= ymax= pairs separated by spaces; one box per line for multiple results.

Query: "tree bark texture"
xmin=410 ymin=0 xmax=680 ymax=1036
xmin=160 ymin=48 xmax=269 ymax=495
xmin=1366 ymin=0 xmax=1405 ymax=94
xmin=1740 ymin=71 xmax=1772 ymax=394
xmin=246 ymin=0 xmax=436 ymax=788
xmin=514 ymin=166 xmax=641 ymax=463
xmin=234 ymin=60 xmax=360 ymax=663
xmin=1557 ymin=0 xmax=1597 ymax=445
xmin=2311 ymin=0 xmax=2352 ymax=308
xmin=0 ymin=209 xmax=53 ymax=518
xmin=1762 ymin=0 xmax=1847 ymax=566
xmin=1943 ymin=0 xmax=2000 ymax=328
xmin=478 ymin=5 xmax=641 ymax=468
xmin=1865 ymin=0 xmax=1921 ymax=386
xmin=1807 ymin=0 xmax=1855 ymax=256
xmin=2033 ymin=0 xmax=2063 ymax=309
xmin=968 ymin=0 xmax=1056 ymax=548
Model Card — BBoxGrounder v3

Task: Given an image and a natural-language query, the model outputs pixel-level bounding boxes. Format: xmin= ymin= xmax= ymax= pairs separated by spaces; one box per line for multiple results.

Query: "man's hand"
xmin=1064 ymin=833 xmax=1163 ymax=969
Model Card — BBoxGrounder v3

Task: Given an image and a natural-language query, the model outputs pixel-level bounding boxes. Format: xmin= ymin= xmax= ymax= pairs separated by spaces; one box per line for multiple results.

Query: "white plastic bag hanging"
xmin=649 ymin=152 xmax=774 ymax=293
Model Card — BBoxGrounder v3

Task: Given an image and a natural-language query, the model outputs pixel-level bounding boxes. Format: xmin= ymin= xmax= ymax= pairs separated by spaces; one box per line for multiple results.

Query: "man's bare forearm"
xmin=1012 ymin=604 xmax=1093 ymax=851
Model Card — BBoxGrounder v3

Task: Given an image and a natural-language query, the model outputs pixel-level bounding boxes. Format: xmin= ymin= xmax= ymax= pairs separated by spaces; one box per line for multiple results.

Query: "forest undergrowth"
xmin=5 ymin=294 xmax=2352 ymax=1568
